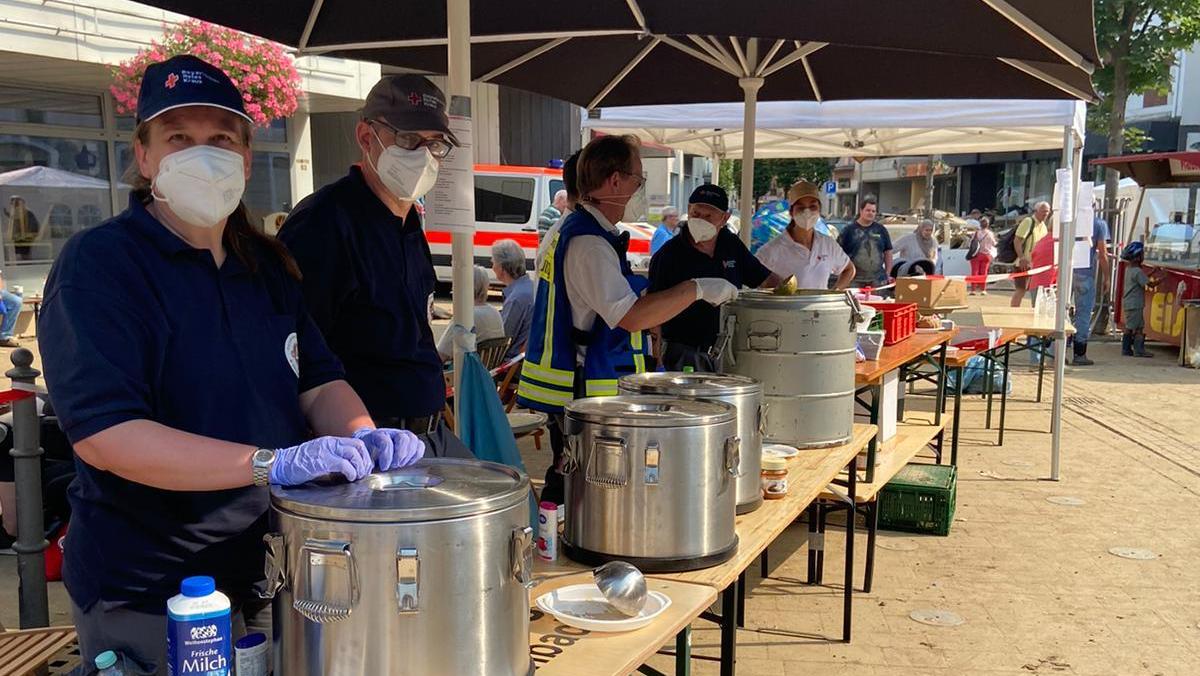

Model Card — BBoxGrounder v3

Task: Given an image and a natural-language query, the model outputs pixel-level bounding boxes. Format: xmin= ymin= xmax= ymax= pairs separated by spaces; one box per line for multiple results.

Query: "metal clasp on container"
xmin=585 ymin=436 xmax=629 ymax=488
xmin=256 ymin=532 xmax=285 ymax=600
xmin=643 ymin=441 xmax=661 ymax=485
xmin=396 ymin=548 xmax=419 ymax=614
xmin=511 ymin=526 xmax=535 ymax=589
xmin=293 ymin=539 xmax=359 ymax=624
xmin=724 ymin=436 xmax=742 ymax=478
xmin=746 ymin=321 xmax=782 ymax=352
xmin=844 ymin=289 xmax=866 ymax=331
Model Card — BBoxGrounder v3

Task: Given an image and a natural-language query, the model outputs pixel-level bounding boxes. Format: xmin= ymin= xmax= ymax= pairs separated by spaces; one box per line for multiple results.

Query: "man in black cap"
xmin=280 ymin=75 xmax=472 ymax=457
xmin=648 ymin=184 xmax=782 ymax=371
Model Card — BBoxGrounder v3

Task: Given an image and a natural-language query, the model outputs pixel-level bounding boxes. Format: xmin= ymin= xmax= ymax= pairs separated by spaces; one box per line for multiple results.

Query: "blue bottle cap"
xmin=95 ymin=650 xmax=117 ymax=669
xmin=235 ymin=633 xmax=267 ymax=650
xmin=180 ymin=575 xmax=215 ymax=597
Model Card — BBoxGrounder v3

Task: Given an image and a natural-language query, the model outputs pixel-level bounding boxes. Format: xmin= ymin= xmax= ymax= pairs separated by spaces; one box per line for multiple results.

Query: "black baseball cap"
xmin=688 ymin=183 xmax=729 ymax=212
xmin=362 ymin=75 xmax=459 ymax=146
xmin=137 ymin=55 xmax=251 ymax=125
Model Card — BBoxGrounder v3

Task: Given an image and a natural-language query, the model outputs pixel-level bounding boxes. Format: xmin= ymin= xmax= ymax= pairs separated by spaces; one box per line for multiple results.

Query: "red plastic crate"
xmin=863 ymin=301 xmax=918 ymax=345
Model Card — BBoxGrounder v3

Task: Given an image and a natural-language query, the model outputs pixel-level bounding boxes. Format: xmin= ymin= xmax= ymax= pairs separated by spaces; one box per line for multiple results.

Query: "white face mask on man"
xmin=370 ymin=129 xmax=440 ymax=201
xmin=688 ymin=217 xmax=721 ymax=243
xmin=594 ymin=187 xmax=648 ymax=224
xmin=152 ymin=145 xmax=246 ymax=229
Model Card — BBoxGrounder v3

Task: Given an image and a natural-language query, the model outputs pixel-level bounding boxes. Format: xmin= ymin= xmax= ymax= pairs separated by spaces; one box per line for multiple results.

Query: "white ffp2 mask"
xmin=371 ymin=130 xmax=440 ymax=201
xmin=794 ymin=209 xmax=820 ymax=231
xmin=152 ymin=145 xmax=246 ymax=228
xmin=688 ymin=218 xmax=720 ymax=243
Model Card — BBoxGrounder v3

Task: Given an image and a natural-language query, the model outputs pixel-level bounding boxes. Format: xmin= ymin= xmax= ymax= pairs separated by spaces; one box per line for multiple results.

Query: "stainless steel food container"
xmin=618 ymin=372 xmax=764 ymax=514
xmin=263 ymin=459 xmax=534 ymax=676
xmin=720 ymin=290 xmax=858 ymax=449
xmin=562 ymin=395 xmax=739 ymax=572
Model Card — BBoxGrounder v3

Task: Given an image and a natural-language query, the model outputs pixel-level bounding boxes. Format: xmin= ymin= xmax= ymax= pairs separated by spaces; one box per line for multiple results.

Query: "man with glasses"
xmin=517 ymin=135 xmax=738 ymax=504
xmin=279 ymin=75 xmax=471 ymax=458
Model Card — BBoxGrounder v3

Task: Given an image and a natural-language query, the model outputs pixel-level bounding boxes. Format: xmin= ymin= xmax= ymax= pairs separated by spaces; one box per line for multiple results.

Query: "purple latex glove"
xmin=269 ymin=436 xmax=373 ymax=486
xmin=353 ymin=427 xmax=426 ymax=472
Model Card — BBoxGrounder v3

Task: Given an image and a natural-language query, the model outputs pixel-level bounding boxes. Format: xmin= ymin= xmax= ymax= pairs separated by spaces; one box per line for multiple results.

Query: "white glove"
xmin=693 ymin=278 xmax=739 ymax=306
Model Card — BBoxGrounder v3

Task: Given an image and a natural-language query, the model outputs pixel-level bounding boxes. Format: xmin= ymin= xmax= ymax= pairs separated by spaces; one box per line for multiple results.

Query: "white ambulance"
xmin=426 ymin=164 xmax=654 ymax=282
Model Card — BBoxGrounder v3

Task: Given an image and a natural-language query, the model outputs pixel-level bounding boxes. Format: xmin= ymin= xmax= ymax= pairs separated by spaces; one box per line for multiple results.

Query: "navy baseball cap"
xmin=137 ymin=55 xmax=251 ymax=125
xmin=362 ymin=75 xmax=459 ymax=146
xmin=688 ymin=183 xmax=729 ymax=212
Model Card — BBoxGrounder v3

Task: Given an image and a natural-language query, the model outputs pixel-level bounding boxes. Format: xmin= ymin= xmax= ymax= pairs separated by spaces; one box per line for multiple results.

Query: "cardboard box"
xmin=895 ymin=278 xmax=968 ymax=310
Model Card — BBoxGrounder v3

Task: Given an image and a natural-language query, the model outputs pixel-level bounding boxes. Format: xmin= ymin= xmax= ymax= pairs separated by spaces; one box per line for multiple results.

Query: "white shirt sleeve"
xmin=564 ymin=234 xmax=639 ymax=331
xmin=828 ymin=237 xmax=851 ymax=272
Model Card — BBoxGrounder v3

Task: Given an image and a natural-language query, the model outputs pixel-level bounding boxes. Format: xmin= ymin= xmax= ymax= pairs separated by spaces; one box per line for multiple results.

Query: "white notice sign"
xmin=425 ymin=96 xmax=475 ymax=233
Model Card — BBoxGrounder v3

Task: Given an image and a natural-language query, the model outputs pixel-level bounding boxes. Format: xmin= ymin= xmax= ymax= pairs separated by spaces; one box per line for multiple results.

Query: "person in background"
xmin=649 ymin=184 xmax=780 ymax=371
xmin=1120 ymin=242 xmax=1159 ymax=358
xmin=538 ymin=189 xmax=568 ymax=238
xmin=650 ymin=206 xmax=681 ymax=255
xmin=838 ymin=196 xmax=893 ymax=289
xmin=1070 ymin=211 xmax=1111 ymax=365
xmin=1011 ymin=201 xmax=1050 ymax=306
xmin=437 ymin=266 xmax=504 ymax=361
xmin=517 ymin=135 xmax=737 ymax=504
xmin=535 ymin=150 xmax=580 ymax=273
xmin=492 ymin=238 xmax=535 ymax=360
xmin=891 ymin=219 xmax=940 ymax=277
xmin=0 ymin=270 xmax=22 ymax=347
xmin=756 ymin=180 xmax=855 ymax=290
xmin=279 ymin=74 xmax=472 ymax=458
xmin=38 ymin=55 xmax=423 ymax=672
xmin=968 ymin=217 xmax=997 ymax=295
xmin=4 ymin=196 xmax=40 ymax=244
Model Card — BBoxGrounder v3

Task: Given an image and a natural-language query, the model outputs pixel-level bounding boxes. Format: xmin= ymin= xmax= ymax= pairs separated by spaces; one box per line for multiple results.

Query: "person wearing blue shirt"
xmin=279 ymin=75 xmax=472 ymax=458
xmin=1071 ymin=213 xmax=1111 ymax=365
xmin=650 ymin=206 xmax=680 ymax=255
xmin=37 ymin=55 xmax=424 ymax=673
xmin=492 ymin=238 xmax=536 ymax=360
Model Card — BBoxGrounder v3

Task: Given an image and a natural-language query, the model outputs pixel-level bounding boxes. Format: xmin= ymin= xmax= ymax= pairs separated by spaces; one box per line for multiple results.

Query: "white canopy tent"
xmin=585 ymin=98 xmax=1086 ymax=481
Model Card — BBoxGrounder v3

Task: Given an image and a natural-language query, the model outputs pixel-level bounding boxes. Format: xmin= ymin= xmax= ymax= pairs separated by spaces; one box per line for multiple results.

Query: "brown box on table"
xmin=895 ymin=278 xmax=967 ymax=310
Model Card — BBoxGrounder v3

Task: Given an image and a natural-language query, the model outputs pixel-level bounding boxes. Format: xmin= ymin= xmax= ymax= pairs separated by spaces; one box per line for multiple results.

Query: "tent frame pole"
xmin=1050 ymin=124 xmax=1078 ymax=481
xmin=738 ymin=76 xmax=763 ymax=245
xmin=448 ymin=0 xmax=474 ymax=424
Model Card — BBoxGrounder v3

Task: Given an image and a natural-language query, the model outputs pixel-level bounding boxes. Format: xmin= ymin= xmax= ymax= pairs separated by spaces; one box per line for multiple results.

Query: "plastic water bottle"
xmin=167 ymin=575 xmax=231 ymax=676
xmin=95 ymin=650 xmax=125 ymax=676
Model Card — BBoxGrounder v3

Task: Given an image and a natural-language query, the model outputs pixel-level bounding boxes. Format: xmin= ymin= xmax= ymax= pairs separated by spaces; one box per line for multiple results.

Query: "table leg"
xmin=866 ymin=384 xmax=880 ymax=485
xmin=863 ymin=499 xmax=878 ymax=594
xmin=935 ymin=342 xmax=948 ymax=423
xmin=985 ymin=351 xmax=996 ymax=429
xmin=736 ymin=571 xmax=746 ymax=628
xmin=720 ymin=583 xmax=737 ymax=676
xmin=951 ymin=367 xmax=963 ymax=466
xmin=1037 ymin=336 xmax=1047 ymax=403
xmin=675 ymin=627 xmax=691 ymax=676
xmin=843 ymin=456 xmax=857 ymax=643
xmin=816 ymin=503 xmax=827 ymax=584
xmin=760 ymin=549 xmax=769 ymax=579
xmin=806 ymin=503 xmax=818 ymax=584
xmin=999 ymin=342 xmax=1011 ymax=447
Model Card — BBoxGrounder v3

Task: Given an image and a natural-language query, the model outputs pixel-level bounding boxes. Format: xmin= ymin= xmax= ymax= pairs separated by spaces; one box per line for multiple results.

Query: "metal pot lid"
xmin=565 ymin=395 xmax=736 ymax=428
xmin=270 ymin=458 xmax=529 ymax=523
xmin=618 ymin=372 xmax=761 ymax=396
xmin=727 ymin=289 xmax=849 ymax=307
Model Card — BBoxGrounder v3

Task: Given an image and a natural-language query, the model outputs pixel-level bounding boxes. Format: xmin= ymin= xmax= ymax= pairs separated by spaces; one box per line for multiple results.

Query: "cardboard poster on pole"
xmin=425 ymin=95 xmax=475 ymax=233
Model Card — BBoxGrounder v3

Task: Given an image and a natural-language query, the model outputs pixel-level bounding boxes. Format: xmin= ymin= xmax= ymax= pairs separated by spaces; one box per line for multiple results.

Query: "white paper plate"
xmin=536 ymin=584 xmax=671 ymax=632
xmin=762 ymin=444 xmax=800 ymax=459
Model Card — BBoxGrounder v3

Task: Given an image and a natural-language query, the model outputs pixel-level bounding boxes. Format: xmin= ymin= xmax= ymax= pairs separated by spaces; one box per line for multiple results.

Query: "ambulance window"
xmin=549 ymin=179 xmax=564 ymax=200
xmin=476 ymin=176 xmax=534 ymax=224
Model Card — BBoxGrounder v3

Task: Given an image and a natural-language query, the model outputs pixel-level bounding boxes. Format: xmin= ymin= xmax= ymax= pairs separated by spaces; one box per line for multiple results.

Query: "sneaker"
xmin=1134 ymin=352 xmax=1154 ymax=358
xmin=1072 ymin=356 xmax=1094 ymax=366
xmin=0 ymin=337 xmax=19 ymax=348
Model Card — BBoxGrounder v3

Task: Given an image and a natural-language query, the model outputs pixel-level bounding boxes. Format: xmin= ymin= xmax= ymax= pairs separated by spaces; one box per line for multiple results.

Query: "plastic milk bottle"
xmin=167 ymin=575 xmax=231 ymax=676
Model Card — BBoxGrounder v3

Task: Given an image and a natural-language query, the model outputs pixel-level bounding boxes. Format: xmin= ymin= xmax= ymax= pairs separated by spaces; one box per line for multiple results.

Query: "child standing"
xmin=1121 ymin=242 xmax=1159 ymax=357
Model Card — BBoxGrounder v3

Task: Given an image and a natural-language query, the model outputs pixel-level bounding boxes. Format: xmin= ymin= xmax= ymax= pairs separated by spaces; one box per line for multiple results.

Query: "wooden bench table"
xmin=942 ymin=328 xmax=1024 ymax=464
xmin=0 ymin=626 xmax=77 ymax=676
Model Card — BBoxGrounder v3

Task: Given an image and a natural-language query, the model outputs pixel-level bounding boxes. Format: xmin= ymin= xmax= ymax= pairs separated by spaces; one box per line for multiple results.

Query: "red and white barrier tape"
xmin=853 ymin=264 xmax=1056 ymax=294
xmin=0 ymin=388 xmax=35 ymax=405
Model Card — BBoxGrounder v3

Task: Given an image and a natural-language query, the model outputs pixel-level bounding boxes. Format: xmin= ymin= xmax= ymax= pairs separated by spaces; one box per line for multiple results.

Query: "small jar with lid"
xmin=761 ymin=456 xmax=789 ymax=500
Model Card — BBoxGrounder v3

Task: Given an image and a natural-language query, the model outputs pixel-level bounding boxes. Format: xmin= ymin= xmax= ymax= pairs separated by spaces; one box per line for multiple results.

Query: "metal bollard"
xmin=8 ymin=348 xmax=48 ymax=628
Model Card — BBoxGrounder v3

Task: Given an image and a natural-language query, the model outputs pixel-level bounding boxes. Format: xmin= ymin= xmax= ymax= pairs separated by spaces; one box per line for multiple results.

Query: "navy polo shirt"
xmin=279 ymin=165 xmax=444 ymax=419
xmin=38 ymin=194 xmax=344 ymax=613
xmin=648 ymin=224 xmax=771 ymax=348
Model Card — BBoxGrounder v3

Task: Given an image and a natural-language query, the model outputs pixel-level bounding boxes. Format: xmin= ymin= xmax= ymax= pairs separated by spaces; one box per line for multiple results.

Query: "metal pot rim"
xmin=727 ymin=289 xmax=848 ymax=307
xmin=565 ymin=394 xmax=736 ymax=427
xmin=618 ymin=372 xmax=761 ymax=397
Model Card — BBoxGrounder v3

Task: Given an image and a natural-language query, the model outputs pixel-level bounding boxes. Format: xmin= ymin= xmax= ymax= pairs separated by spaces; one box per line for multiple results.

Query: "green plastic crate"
xmin=877 ymin=462 xmax=957 ymax=536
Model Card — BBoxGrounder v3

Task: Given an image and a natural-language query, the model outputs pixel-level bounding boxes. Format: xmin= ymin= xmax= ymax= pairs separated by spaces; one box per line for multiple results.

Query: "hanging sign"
xmin=425 ymin=95 xmax=476 ymax=233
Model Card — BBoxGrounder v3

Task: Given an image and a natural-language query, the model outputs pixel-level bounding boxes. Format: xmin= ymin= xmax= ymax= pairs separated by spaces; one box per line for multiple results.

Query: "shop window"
xmin=257 ymin=118 xmax=288 ymax=145
xmin=244 ymin=151 xmax=293 ymax=217
xmin=48 ymin=204 xmax=73 ymax=239
xmin=0 ymin=86 xmax=103 ymax=128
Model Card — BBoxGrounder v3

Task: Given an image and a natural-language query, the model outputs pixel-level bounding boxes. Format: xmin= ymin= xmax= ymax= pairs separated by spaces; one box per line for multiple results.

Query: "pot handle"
xmin=293 ymin=538 xmax=359 ymax=624
xmin=746 ymin=321 xmax=781 ymax=352
xmin=586 ymin=436 xmax=629 ymax=488
xmin=511 ymin=526 xmax=535 ymax=589
xmin=724 ymin=436 xmax=741 ymax=478
xmin=844 ymin=289 xmax=866 ymax=331
xmin=711 ymin=313 xmax=737 ymax=367
xmin=561 ymin=434 xmax=579 ymax=475
xmin=395 ymin=548 xmax=420 ymax=614
xmin=757 ymin=403 xmax=769 ymax=437
xmin=255 ymin=532 xmax=286 ymax=600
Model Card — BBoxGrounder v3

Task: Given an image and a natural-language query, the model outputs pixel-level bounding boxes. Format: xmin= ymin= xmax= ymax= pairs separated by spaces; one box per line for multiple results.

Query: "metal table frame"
xmin=944 ymin=340 xmax=1013 ymax=466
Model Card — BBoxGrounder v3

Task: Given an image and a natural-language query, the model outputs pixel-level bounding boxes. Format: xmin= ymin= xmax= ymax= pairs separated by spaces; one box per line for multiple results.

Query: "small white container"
xmin=234 ymin=632 xmax=269 ymax=676
xmin=167 ymin=576 xmax=231 ymax=676
xmin=537 ymin=501 xmax=558 ymax=561
xmin=857 ymin=330 xmax=886 ymax=360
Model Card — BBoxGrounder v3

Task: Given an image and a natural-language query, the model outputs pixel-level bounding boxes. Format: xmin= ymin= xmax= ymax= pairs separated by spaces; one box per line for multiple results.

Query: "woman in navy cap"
xmin=38 ymin=55 xmax=424 ymax=672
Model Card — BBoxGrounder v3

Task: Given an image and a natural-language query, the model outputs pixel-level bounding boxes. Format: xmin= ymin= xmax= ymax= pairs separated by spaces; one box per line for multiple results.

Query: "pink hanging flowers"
xmin=110 ymin=19 xmax=302 ymax=127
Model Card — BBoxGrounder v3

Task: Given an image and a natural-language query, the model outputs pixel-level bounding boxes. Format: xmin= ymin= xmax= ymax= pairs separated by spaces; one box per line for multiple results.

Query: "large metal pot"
xmin=263 ymin=459 xmax=535 ymax=676
xmin=562 ymin=395 xmax=739 ymax=572
xmin=618 ymin=372 xmax=764 ymax=514
xmin=720 ymin=290 xmax=859 ymax=449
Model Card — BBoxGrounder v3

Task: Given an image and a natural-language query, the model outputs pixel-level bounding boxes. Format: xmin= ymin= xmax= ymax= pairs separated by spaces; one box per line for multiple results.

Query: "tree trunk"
xmin=1104 ymin=56 xmax=1129 ymax=239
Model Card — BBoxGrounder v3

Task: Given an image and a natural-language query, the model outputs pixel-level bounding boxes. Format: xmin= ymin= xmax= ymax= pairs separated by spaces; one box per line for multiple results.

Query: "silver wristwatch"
xmin=251 ymin=448 xmax=276 ymax=487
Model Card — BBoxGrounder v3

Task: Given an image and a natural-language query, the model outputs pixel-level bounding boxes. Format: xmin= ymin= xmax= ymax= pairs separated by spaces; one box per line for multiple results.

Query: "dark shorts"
xmin=1123 ymin=307 xmax=1145 ymax=331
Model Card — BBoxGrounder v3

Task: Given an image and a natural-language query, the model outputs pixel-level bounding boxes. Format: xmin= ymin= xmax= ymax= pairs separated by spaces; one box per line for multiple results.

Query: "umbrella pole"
xmin=738 ymin=77 xmax=763 ymax=245
xmin=448 ymin=0 xmax=475 ymax=424
xmin=1049 ymin=126 xmax=1079 ymax=481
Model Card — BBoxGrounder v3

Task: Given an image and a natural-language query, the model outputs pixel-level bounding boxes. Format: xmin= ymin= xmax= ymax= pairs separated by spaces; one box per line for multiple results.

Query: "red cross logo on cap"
xmin=165 ymin=73 xmax=179 ymax=89
xmin=408 ymin=92 xmax=423 ymax=106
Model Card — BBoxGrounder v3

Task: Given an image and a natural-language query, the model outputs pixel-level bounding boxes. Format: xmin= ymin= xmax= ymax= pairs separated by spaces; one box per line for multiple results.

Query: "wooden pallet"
xmin=0 ymin=626 xmax=79 ymax=676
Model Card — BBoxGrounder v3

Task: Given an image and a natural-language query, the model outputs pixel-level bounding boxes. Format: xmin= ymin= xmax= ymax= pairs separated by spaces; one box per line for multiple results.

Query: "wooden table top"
xmin=856 ymin=330 xmax=957 ymax=385
xmin=535 ymin=424 xmax=876 ymax=593
xmin=528 ymin=573 xmax=716 ymax=676
xmin=824 ymin=410 xmax=946 ymax=503
xmin=944 ymin=328 xmax=1025 ymax=368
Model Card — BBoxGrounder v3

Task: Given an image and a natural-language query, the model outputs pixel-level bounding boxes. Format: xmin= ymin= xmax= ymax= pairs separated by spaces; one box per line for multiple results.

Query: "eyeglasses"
xmin=619 ymin=170 xmax=647 ymax=190
xmin=371 ymin=121 xmax=454 ymax=159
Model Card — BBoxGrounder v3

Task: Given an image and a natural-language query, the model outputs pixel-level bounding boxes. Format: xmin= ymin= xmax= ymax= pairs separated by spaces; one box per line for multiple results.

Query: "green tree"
xmin=719 ymin=158 xmax=833 ymax=209
xmin=1091 ymin=0 xmax=1200 ymax=213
